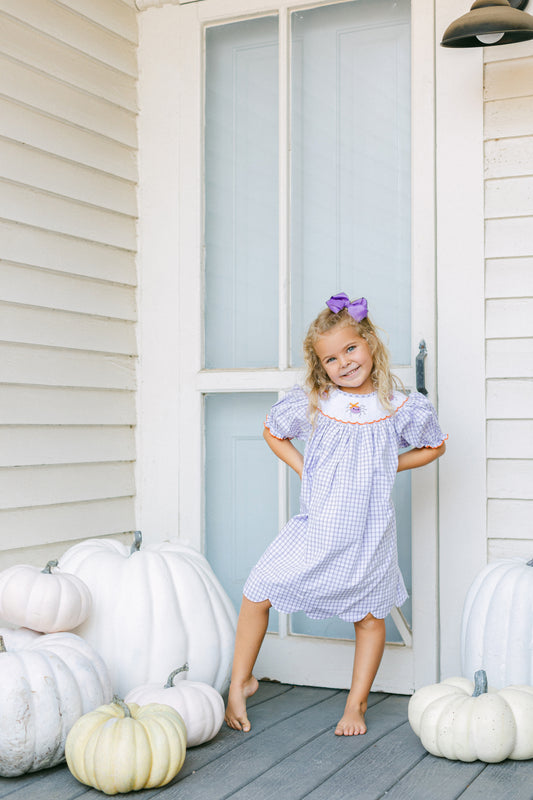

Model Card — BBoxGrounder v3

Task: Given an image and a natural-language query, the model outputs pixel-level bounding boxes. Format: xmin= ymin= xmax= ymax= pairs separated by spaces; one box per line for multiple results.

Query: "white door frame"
xmin=136 ymin=0 xmax=487 ymax=689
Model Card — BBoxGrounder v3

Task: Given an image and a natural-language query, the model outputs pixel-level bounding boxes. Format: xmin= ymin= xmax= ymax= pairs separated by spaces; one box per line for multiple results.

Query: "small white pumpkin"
xmin=66 ymin=698 xmax=187 ymax=795
xmin=0 ymin=627 xmax=112 ymax=776
xmin=0 ymin=559 xmax=91 ymax=633
xmin=59 ymin=531 xmax=237 ymax=695
xmin=461 ymin=557 xmax=533 ymax=688
xmin=125 ymin=663 xmax=225 ymax=746
xmin=408 ymin=670 xmax=533 ymax=763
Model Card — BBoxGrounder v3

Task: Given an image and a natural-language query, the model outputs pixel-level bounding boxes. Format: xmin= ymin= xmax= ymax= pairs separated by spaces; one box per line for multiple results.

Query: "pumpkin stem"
xmin=0 ymin=636 xmax=5 ymax=653
xmin=472 ymin=669 xmax=488 ymax=697
xmin=42 ymin=559 xmax=59 ymax=574
xmin=165 ymin=663 xmax=190 ymax=688
xmin=112 ymin=696 xmax=132 ymax=717
xmin=130 ymin=531 xmax=142 ymax=555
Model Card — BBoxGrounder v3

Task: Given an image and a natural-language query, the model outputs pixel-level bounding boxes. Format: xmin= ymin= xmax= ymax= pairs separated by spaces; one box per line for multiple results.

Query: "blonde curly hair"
xmin=303 ymin=306 xmax=402 ymax=424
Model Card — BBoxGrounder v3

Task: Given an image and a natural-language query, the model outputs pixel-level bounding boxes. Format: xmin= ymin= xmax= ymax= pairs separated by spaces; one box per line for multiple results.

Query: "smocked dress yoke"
xmin=243 ymin=386 xmax=446 ymax=622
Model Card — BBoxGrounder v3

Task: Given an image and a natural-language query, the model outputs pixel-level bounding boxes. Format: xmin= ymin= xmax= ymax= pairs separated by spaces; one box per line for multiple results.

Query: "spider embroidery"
xmin=348 ymin=401 xmax=366 ymax=415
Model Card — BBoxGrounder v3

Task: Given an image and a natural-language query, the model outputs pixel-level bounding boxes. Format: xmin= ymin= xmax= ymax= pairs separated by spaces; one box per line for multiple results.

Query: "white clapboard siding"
xmin=0 ymin=99 xmax=136 ymax=180
xmin=487 ymin=421 xmax=533 ymax=459
xmin=486 ymin=379 xmax=533 ymax=419
xmin=487 ymin=460 xmax=533 ymax=500
xmin=0 ymin=139 xmax=137 ymax=216
xmin=0 ymin=57 xmax=136 ymax=146
xmin=485 ymin=177 xmax=533 ymax=219
xmin=0 ymin=305 xmax=137 ymax=355
xmin=58 ymin=0 xmax=138 ymax=43
xmin=0 ymin=265 xmax=137 ymax=320
xmin=0 ymin=507 xmax=136 ymax=553
xmin=0 ymin=0 xmax=137 ymax=75
xmin=486 ymin=339 xmax=533 ymax=379
xmin=0 ymin=427 xmax=135 ymax=467
xmin=488 ymin=500 xmax=533 ymax=539
xmin=0 ymin=15 xmax=137 ymax=110
xmin=485 ymin=97 xmax=533 ymax=139
xmin=0 ymin=181 xmax=136 ymax=250
xmin=483 ymin=36 xmax=533 ymax=545
xmin=485 ymin=218 xmax=533 ymax=258
xmin=486 ymin=299 xmax=533 ymax=338
xmin=0 ymin=463 xmax=135 ymax=511
xmin=486 ymin=258 xmax=533 ymax=298
xmin=2 ymin=387 xmax=136 ymax=426
xmin=0 ymin=344 xmax=136 ymax=390
xmin=485 ymin=137 xmax=533 ymax=179
xmin=484 ymin=56 xmax=533 ymax=101
xmin=488 ymin=538 xmax=533 ymax=561
xmin=0 ymin=221 xmax=136 ymax=284
xmin=0 ymin=0 xmax=138 ymax=555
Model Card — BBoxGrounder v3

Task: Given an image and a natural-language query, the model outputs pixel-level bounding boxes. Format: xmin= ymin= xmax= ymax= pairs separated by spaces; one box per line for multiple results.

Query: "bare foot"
xmin=224 ymin=675 xmax=259 ymax=732
xmin=335 ymin=696 xmax=368 ymax=736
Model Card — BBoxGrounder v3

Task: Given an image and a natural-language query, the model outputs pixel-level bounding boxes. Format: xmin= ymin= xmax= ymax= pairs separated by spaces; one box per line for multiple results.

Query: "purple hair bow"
xmin=326 ymin=293 xmax=368 ymax=322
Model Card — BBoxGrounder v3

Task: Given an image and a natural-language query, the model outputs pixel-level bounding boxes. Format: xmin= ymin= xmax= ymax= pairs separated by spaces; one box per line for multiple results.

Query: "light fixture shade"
xmin=441 ymin=0 xmax=533 ymax=47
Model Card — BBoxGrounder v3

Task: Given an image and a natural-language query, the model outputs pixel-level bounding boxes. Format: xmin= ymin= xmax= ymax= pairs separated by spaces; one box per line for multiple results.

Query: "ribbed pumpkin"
xmin=59 ymin=532 xmax=237 ymax=696
xmin=0 ymin=627 xmax=112 ymax=776
xmin=66 ymin=698 xmax=187 ymax=795
xmin=408 ymin=670 xmax=533 ymax=763
xmin=125 ymin=664 xmax=225 ymax=746
xmin=461 ymin=558 xmax=533 ymax=688
xmin=0 ymin=560 xmax=91 ymax=633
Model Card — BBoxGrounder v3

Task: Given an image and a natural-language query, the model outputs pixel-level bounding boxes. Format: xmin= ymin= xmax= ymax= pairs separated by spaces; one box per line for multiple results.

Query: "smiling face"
xmin=314 ymin=324 xmax=374 ymax=394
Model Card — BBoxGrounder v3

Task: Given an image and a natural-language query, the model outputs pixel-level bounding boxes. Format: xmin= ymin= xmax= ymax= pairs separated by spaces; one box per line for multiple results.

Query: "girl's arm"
xmin=397 ymin=441 xmax=446 ymax=473
xmin=263 ymin=427 xmax=304 ymax=478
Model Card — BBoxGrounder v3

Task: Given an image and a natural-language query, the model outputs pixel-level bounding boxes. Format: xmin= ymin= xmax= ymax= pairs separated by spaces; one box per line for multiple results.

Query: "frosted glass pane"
xmin=291 ymin=0 xmax=411 ymax=366
xmin=205 ymin=393 xmax=279 ymax=632
xmin=289 ymin=451 xmax=411 ymax=643
xmin=205 ymin=18 xmax=279 ymax=368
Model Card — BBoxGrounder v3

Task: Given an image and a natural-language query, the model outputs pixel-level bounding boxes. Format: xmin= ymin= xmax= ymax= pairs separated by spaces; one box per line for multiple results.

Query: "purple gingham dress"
xmin=244 ymin=386 xmax=446 ymax=622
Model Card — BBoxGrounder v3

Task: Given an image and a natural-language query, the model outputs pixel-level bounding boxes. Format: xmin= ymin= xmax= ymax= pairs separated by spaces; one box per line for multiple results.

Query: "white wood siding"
xmin=484 ymin=41 xmax=533 ymax=561
xmin=0 ymin=0 xmax=138 ymax=566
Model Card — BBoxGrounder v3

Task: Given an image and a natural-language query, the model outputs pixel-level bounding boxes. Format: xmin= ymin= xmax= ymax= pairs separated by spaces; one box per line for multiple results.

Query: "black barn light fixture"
xmin=441 ymin=0 xmax=533 ymax=47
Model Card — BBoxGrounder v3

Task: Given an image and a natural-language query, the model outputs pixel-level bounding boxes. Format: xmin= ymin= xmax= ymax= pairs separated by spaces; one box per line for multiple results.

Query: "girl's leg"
xmin=335 ymin=613 xmax=386 ymax=736
xmin=225 ymin=595 xmax=272 ymax=732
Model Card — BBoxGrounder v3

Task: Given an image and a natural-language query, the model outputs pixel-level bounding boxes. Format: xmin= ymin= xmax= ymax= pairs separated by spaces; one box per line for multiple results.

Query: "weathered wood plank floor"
xmin=1 ymin=682 xmax=533 ymax=800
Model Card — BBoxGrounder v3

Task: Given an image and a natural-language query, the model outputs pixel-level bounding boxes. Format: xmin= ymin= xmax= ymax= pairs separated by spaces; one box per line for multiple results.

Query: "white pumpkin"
xmin=0 ymin=559 xmax=91 ymax=633
xmin=66 ymin=698 xmax=187 ymax=795
xmin=0 ymin=627 xmax=113 ymax=776
xmin=461 ymin=557 xmax=533 ymax=689
xmin=59 ymin=532 xmax=237 ymax=696
xmin=408 ymin=670 xmax=533 ymax=763
xmin=125 ymin=663 xmax=225 ymax=746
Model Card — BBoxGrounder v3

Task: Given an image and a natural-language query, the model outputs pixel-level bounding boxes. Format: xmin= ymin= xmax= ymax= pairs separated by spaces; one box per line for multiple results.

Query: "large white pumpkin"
xmin=0 ymin=627 xmax=113 ymax=776
xmin=461 ymin=558 xmax=533 ymax=688
xmin=125 ymin=664 xmax=225 ymax=746
xmin=408 ymin=670 xmax=533 ymax=763
xmin=59 ymin=532 xmax=237 ymax=696
xmin=0 ymin=559 xmax=91 ymax=633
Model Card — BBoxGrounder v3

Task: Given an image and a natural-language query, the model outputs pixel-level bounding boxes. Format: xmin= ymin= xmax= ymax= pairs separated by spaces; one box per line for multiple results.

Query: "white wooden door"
xmin=176 ymin=0 xmax=438 ymax=694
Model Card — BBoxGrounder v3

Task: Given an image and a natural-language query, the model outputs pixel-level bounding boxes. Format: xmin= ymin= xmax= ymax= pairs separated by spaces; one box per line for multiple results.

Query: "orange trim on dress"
xmin=423 ymin=434 xmax=449 ymax=449
xmin=317 ymin=394 xmax=410 ymax=426
xmin=264 ymin=418 xmax=292 ymax=441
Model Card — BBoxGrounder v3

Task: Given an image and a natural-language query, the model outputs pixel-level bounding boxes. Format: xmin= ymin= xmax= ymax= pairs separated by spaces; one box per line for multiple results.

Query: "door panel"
xmin=205 ymin=392 xmax=279 ymax=633
xmin=290 ymin=1 xmax=411 ymax=366
xmin=205 ymin=17 xmax=279 ymax=369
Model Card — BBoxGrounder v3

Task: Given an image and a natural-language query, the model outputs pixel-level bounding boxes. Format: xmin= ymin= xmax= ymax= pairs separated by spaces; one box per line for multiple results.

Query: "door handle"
xmin=416 ymin=340 xmax=428 ymax=396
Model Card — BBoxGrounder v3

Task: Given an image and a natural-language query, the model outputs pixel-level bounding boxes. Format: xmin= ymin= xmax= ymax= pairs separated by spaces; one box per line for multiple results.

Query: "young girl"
xmin=225 ymin=292 xmax=446 ymax=736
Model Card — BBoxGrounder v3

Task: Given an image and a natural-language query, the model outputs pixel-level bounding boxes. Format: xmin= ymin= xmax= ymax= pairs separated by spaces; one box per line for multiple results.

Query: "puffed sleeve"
xmin=265 ymin=385 xmax=311 ymax=441
xmin=393 ymin=392 xmax=447 ymax=449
